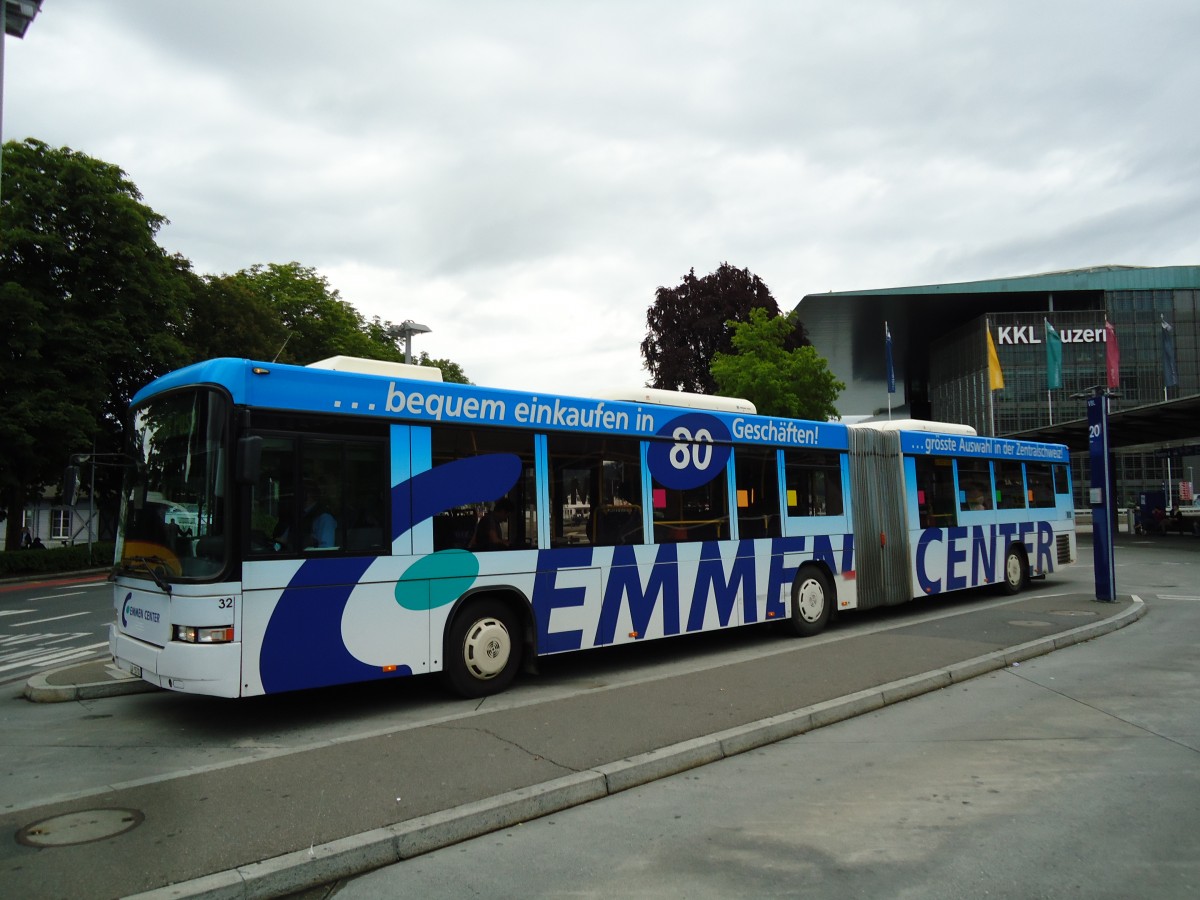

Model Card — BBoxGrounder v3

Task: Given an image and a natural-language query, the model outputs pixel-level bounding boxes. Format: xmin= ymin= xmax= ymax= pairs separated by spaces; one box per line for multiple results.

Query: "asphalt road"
xmin=0 ymin=534 xmax=1194 ymax=899
xmin=0 ymin=574 xmax=111 ymax=686
xmin=336 ymin=586 xmax=1200 ymax=900
xmin=332 ymin=533 xmax=1200 ymax=900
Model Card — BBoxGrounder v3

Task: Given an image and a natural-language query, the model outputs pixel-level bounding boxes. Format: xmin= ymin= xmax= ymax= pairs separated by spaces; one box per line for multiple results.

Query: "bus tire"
xmin=1001 ymin=545 xmax=1028 ymax=595
xmin=442 ymin=598 xmax=521 ymax=698
xmin=786 ymin=566 xmax=833 ymax=637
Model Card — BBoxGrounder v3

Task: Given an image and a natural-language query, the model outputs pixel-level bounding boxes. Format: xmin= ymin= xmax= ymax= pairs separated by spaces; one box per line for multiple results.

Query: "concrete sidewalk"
xmin=4 ymin=589 xmax=1142 ymax=900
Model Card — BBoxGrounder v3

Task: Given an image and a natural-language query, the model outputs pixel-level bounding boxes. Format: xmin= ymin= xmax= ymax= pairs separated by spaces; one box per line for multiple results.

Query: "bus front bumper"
xmin=110 ymin=625 xmax=243 ymax=698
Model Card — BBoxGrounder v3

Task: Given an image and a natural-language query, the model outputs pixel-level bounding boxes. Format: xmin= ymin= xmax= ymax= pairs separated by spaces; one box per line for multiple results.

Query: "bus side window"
xmin=1052 ymin=463 xmax=1071 ymax=496
xmin=1026 ymin=462 xmax=1056 ymax=509
xmin=246 ymin=430 xmax=388 ymax=556
xmin=914 ymin=456 xmax=957 ymax=528
xmin=995 ymin=459 xmax=1027 ymax=510
xmin=735 ymin=447 xmax=781 ymax=539
xmin=784 ymin=449 xmax=843 ymax=518
xmin=546 ymin=434 xmax=642 ymax=547
xmin=430 ymin=426 xmax=539 ymax=552
xmin=650 ymin=436 xmax=730 ymax=544
xmin=957 ymin=457 xmax=993 ymax=512
xmin=249 ymin=436 xmax=296 ymax=555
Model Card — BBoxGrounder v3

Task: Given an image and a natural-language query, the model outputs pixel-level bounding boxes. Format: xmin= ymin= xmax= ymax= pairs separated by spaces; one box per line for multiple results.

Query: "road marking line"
xmin=41 ymin=633 xmax=91 ymax=645
xmin=0 ymin=633 xmax=62 ymax=647
xmin=30 ymin=642 xmax=110 ymax=668
xmin=0 ymin=641 xmax=108 ymax=674
xmin=0 ymin=610 xmax=34 ymax=617
xmin=10 ymin=611 xmax=90 ymax=627
xmin=1157 ymin=594 xmax=1200 ymax=601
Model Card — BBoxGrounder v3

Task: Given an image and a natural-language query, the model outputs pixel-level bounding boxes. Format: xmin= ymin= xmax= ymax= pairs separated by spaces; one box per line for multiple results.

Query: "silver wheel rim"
xmin=1006 ymin=553 xmax=1022 ymax=587
xmin=796 ymin=578 xmax=826 ymax=623
xmin=462 ymin=616 xmax=511 ymax=680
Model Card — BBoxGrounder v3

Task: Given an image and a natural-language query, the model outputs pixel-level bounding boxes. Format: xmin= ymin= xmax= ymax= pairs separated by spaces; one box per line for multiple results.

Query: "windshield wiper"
xmin=116 ymin=555 xmax=174 ymax=594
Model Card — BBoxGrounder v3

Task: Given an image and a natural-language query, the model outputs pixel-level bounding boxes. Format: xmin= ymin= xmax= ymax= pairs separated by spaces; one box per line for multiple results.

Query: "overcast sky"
xmin=7 ymin=1 xmax=1200 ymax=405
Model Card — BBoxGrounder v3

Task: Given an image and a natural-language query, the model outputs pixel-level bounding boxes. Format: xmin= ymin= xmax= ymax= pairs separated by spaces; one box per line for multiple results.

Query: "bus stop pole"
xmin=1087 ymin=390 xmax=1117 ymax=601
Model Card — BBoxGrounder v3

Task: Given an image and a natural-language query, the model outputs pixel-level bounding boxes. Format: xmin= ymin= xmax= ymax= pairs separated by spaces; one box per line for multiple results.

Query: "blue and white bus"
xmin=109 ymin=356 xmax=1076 ymax=698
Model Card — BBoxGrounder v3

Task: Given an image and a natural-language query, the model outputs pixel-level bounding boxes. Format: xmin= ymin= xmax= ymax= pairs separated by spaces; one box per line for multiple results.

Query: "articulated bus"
xmin=109 ymin=356 xmax=1076 ymax=698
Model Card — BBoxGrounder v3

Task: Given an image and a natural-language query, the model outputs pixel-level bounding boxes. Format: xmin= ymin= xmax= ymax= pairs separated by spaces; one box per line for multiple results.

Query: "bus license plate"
xmin=130 ymin=665 xmax=142 ymax=678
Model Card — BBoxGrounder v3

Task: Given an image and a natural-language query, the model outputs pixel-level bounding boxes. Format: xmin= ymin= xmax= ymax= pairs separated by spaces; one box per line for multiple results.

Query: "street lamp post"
xmin=388 ymin=319 xmax=432 ymax=364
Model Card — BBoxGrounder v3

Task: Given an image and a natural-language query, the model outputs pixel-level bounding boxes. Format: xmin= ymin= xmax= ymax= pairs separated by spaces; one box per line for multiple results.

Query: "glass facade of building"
xmin=928 ymin=290 xmax=1200 ymax=509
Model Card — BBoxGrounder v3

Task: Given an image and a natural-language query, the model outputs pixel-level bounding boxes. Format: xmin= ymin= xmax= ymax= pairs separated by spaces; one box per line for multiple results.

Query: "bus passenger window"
xmin=1052 ymin=463 xmax=1071 ymax=496
xmin=247 ymin=430 xmax=387 ymax=557
xmin=546 ymin=434 xmax=642 ymax=547
xmin=735 ymin=447 xmax=781 ymax=539
xmin=784 ymin=449 xmax=843 ymax=518
xmin=957 ymin=457 xmax=993 ymax=512
xmin=995 ymin=459 xmax=1027 ymax=510
xmin=430 ymin=426 xmax=538 ymax=552
xmin=650 ymin=435 xmax=730 ymax=544
xmin=914 ymin=456 xmax=956 ymax=528
xmin=1026 ymin=462 xmax=1056 ymax=509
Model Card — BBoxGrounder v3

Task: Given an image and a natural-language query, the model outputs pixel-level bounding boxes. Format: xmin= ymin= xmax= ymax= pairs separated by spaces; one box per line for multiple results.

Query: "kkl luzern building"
xmin=797 ymin=265 xmax=1200 ymax=511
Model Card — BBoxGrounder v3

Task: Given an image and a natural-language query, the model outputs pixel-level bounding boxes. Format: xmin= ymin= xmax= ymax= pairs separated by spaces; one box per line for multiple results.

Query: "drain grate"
xmin=16 ymin=808 xmax=144 ymax=848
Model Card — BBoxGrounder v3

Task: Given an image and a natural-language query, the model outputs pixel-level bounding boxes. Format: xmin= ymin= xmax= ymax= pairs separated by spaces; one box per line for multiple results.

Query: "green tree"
xmin=711 ymin=308 xmax=844 ymax=420
xmin=0 ymin=139 xmax=190 ymax=548
xmin=190 ymin=270 xmax=475 ymax=381
xmin=219 ymin=263 xmax=398 ymax=365
xmin=642 ymin=262 xmax=808 ymax=394
xmin=415 ymin=351 xmax=471 ymax=384
xmin=181 ymin=271 xmax=289 ymax=363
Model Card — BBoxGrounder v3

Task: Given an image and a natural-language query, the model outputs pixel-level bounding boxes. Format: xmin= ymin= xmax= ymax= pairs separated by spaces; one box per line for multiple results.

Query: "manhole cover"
xmin=16 ymin=808 xmax=143 ymax=847
xmin=1049 ymin=610 xmax=1099 ymax=617
xmin=1008 ymin=620 xmax=1053 ymax=627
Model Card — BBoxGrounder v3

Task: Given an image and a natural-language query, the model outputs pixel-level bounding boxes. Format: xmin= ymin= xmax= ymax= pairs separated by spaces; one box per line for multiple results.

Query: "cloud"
xmin=8 ymin=0 xmax=1200 ymax=395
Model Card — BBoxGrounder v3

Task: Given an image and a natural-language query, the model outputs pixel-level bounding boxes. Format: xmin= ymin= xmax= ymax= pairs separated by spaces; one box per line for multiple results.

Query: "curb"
xmin=122 ymin=596 xmax=1147 ymax=900
xmin=23 ymin=664 xmax=160 ymax=703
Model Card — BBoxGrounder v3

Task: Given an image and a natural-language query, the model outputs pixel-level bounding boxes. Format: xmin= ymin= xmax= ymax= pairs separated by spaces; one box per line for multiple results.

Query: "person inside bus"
xmin=274 ymin=480 xmax=337 ymax=550
xmin=966 ymin=483 xmax=990 ymax=510
xmin=302 ymin=480 xmax=338 ymax=548
xmin=469 ymin=498 xmax=512 ymax=551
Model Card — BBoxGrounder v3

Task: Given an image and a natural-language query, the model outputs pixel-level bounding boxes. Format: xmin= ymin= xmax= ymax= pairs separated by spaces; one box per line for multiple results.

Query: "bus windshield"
xmin=116 ymin=388 xmax=230 ymax=582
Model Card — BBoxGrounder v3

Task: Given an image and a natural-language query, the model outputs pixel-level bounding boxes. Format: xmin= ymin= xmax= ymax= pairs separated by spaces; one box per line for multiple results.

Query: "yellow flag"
xmin=986 ymin=326 xmax=1004 ymax=390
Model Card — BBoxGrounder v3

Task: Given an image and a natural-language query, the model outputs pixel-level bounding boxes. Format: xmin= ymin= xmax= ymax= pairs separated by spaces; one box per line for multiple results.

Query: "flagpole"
xmin=1162 ymin=314 xmax=1168 ymax=402
xmin=989 ymin=376 xmax=995 ymax=436
xmin=986 ymin=317 xmax=995 ymax=436
xmin=884 ymin=321 xmax=894 ymax=421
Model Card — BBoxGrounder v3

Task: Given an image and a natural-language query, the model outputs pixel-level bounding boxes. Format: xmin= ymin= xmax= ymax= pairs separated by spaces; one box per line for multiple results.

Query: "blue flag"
xmin=885 ymin=322 xmax=895 ymax=394
xmin=1162 ymin=316 xmax=1178 ymax=389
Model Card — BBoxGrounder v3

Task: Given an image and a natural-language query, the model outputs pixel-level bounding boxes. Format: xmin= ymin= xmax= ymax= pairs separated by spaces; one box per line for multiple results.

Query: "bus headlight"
xmin=174 ymin=625 xmax=235 ymax=644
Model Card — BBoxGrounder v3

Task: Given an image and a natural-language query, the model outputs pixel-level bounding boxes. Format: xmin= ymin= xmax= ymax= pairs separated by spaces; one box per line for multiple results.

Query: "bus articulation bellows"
xmin=109 ymin=356 xmax=1076 ymax=698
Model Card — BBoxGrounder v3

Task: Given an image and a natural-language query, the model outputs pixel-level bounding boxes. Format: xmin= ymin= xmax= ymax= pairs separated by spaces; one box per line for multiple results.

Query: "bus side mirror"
xmin=237 ymin=436 xmax=263 ymax=485
xmin=64 ymin=465 xmax=80 ymax=506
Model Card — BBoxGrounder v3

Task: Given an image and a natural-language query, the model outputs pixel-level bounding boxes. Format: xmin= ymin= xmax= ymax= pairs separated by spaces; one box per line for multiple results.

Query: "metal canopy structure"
xmin=1010 ymin=393 xmax=1200 ymax=454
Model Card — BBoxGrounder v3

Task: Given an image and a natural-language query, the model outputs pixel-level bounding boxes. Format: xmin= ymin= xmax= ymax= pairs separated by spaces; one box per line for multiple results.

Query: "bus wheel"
xmin=786 ymin=567 xmax=833 ymax=637
xmin=442 ymin=599 xmax=521 ymax=698
xmin=1001 ymin=546 xmax=1028 ymax=595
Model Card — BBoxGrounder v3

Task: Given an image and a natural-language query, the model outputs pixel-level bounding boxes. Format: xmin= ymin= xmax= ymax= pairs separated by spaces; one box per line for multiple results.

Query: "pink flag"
xmin=1105 ymin=319 xmax=1120 ymax=389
